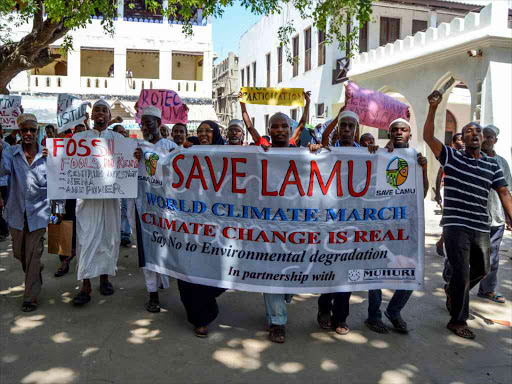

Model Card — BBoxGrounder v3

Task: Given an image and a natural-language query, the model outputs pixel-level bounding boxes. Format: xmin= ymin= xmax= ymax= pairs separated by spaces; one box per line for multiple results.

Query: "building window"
xmin=304 ymin=27 xmax=312 ymax=72
xmin=380 ymin=17 xmax=401 ymax=46
xmin=316 ymin=103 xmax=325 ymax=116
xmin=292 ymin=35 xmax=299 ymax=77
xmin=412 ymin=20 xmax=428 ymax=35
xmin=266 ymin=53 xmax=271 ymax=87
xmin=264 ymin=114 xmax=270 ymax=134
xmin=359 ymin=22 xmax=368 ymax=53
xmin=378 ymin=129 xmax=388 ymax=140
xmin=318 ymin=29 xmax=326 ymax=66
xmin=291 ymin=109 xmax=298 ymax=121
xmin=277 ymin=46 xmax=283 ymax=83
xmin=241 ymin=69 xmax=245 ymax=86
xmin=246 ymin=65 xmax=250 ymax=86
xmin=252 ymin=62 xmax=256 ymax=86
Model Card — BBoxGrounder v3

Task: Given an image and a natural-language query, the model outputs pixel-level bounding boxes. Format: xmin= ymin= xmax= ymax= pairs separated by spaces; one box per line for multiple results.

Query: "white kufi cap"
xmin=389 ymin=118 xmax=411 ymax=129
xmin=338 ymin=110 xmax=360 ymax=125
xmin=141 ymin=106 xmax=162 ymax=119
xmin=93 ymin=99 xmax=111 ymax=111
xmin=484 ymin=124 xmax=500 ymax=136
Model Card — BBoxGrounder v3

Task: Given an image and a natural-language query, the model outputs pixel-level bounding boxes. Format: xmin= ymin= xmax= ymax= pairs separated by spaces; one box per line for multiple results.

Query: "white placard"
xmin=56 ymin=94 xmax=90 ymax=133
xmin=0 ymin=95 xmax=22 ymax=130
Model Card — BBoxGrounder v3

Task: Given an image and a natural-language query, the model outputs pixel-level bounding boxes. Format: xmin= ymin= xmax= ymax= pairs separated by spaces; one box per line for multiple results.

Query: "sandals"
xmin=22 ymin=302 xmax=37 ymax=312
xmin=447 ymin=323 xmax=475 ymax=339
xmin=73 ymin=291 xmax=91 ymax=306
xmin=194 ymin=326 xmax=208 ymax=338
xmin=100 ymin=282 xmax=115 ymax=296
xmin=385 ymin=312 xmax=409 ymax=334
xmin=146 ymin=299 xmax=161 ymax=313
xmin=478 ymin=292 xmax=506 ymax=303
xmin=317 ymin=311 xmax=332 ymax=330
xmin=268 ymin=324 xmax=286 ymax=343
xmin=365 ymin=319 xmax=388 ymax=334
xmin=334 ymin=322 xmax=350 ymax=335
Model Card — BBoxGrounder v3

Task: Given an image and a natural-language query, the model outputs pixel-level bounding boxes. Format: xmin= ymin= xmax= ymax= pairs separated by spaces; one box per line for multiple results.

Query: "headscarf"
xmin=199 ymin=120 xmax=224 ymax=145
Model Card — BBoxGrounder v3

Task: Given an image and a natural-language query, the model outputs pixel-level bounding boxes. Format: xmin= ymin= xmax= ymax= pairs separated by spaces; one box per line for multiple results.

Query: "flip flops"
xmin=478 ymin=292 xmax=506 ymax=303
xmin=365 ymin=319 xmax=388 ymax=334
xmin=447 ymin=323 xmax=475 ymax=339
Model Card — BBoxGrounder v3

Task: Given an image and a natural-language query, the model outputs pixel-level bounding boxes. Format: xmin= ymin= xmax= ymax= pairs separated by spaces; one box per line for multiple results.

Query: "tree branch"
xmin=32 ymin=0 xmax=44 ymax=32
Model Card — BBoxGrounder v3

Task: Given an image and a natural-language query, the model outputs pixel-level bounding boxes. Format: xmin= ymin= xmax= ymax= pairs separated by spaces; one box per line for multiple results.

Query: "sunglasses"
xmin=20 ymin=128 xmax=38 ymax=134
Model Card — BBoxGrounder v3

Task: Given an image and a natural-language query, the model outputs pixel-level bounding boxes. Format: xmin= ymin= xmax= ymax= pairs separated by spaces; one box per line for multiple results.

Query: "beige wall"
xmin=126 ymin=50 xmax=159 ymax=79
xmin=80 ymin=49 xmax=114 ymax=77
xmin=172 ymin=54 xmax=203 ymax=81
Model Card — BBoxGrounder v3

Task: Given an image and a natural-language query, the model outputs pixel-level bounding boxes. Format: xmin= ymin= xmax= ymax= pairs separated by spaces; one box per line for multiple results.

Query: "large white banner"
xmin=136 ymin=145 xmax=425 ymax=293
xmin=47 ymin=138 xmax=138 ymax=199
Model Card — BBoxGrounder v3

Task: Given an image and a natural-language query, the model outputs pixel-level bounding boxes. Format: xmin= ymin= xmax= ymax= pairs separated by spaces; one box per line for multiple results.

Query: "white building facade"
xmin=6 ymin=0 xmax=217 ymax=132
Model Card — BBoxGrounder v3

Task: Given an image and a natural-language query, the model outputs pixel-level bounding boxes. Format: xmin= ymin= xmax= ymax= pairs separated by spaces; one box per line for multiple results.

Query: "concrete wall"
xmin=172 ymin=54 xmax=203 ymax=81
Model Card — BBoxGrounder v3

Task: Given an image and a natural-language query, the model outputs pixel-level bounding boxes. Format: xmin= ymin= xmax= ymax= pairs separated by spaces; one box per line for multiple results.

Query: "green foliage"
xmin=1 ymin=0 xmax=373 ymax=62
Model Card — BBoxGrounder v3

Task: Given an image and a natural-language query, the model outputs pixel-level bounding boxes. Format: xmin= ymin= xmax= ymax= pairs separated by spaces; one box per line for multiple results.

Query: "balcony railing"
xmin=29 ymin=75 xmax=204 ymax=98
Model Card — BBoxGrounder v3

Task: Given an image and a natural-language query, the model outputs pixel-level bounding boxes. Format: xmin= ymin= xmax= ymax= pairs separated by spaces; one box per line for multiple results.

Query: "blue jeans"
xmin=478 ymin=225 xmax=505 ymax=295
xmin=368 ymin=289 xmax=413 ymax=322
xmin=120 ymin=198 xmax=131 ymax=242
xmin=264 ymin=293 xmax=293 ymax=325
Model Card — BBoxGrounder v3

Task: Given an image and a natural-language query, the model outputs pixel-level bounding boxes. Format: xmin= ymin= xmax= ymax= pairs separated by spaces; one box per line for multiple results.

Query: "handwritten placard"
xmin=345 ymin=82 xmax=409 ymax=130
xmin=56 ymin=94 xmax=90 ymax=133
xmin=240 ymin=87 xmax=304 ymax=107
xmin=0 ymin=95 xmax=22 ymax=130
xmin=46 ymin=138 xmax=139 ymax=199
xmin=135 ymin=89 xmax=188 ymax=124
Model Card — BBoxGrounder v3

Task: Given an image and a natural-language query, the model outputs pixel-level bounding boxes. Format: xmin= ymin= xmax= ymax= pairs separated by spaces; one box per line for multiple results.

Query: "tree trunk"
xmin=0 ymin=15 xmax=69 ymax=94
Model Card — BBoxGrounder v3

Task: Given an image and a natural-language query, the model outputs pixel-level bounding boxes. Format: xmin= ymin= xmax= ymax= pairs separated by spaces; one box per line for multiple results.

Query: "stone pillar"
xmin=118 ymin=0 xmax=124 ymax=19
xmin=428 ymin=10 xmax=437 ymax=28
xmin=159 ymin=49 xmax=172 ymax=83
xmin=162 ymin=0 xmax=168 ymax=24
xmin=67 ymin=45 xmax=81 ymax=90
xmin=114 ymin=46 xmax=127 ymax=93
xmin=202 ymin=50 xmax=213 ymax=98
xmin=481 ymin=47 xmax=512 ymax=166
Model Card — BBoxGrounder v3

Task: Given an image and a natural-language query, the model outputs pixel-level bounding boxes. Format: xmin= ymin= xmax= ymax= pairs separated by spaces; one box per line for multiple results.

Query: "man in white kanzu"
xmin=134 ymin=106 xmax=177 ymax=312
xmin=72 ymin=99 xmax=126 ymax=306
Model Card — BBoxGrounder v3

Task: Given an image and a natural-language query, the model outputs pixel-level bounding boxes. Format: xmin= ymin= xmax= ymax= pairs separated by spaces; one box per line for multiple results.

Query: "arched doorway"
xmin=54 ymin=61 xmax=67 ymax=76
xmin=445 ymin=110 xmax=457 ymax=145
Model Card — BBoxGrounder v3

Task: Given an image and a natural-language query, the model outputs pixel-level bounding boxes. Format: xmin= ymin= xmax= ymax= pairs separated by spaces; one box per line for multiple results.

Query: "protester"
xmin=74 ymin=123 xmax=87 ymax=134
xmin=178 ymin=120 xmax=226 ymax=337
xmin=424 ymin=91 xmax=512 ymax=339
xmin=113 ymin=124 xmax=129 ymax=138
xmin=171 ymin=123 xmax=187 ymax=146
xmin=160 ymin=125 xmax=170 ymax=139
xmin=0 ymin=114 xmax=64 ymax=311
xmin=359 ymin=133 xmax=375 ymax=147
xmin=226 ymin=119 xmax=245 ymax=145
xmin=239 ymin=91 xmax=311 ymax=147
xmin=71 ymin=99 xmax=127 ymax=306
xmin=4 ymin=128 xmax=19 ymax=146
xmin=0 ymin=124 xmax=10 ymax=241
xmin=134 ymin=106 xmax=177 ymax=313
xmin=365 ymin=118 xmax=428 ymax=334
xmin=434 ymin=133 xmax=465 ymax=256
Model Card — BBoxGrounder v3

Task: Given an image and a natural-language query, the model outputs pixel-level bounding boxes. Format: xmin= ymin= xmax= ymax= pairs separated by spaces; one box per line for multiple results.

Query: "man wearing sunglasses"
xmin=0 ymin=114 xmax=64 ymax=312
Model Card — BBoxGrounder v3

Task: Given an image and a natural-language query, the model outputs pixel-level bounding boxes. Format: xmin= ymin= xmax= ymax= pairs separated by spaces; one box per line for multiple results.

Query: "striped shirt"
xmin=439 ymin=145 xmax=507 ymax=232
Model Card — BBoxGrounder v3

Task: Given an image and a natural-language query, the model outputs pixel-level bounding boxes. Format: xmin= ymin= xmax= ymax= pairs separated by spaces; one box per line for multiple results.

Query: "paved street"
xmin=1 ymin=200 xmax=511 ymax=384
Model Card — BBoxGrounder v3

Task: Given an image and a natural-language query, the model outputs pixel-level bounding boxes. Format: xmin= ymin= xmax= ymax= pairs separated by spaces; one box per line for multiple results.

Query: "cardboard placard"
xmin=135 ymin=89 xmax=188 ymax=124
xmin=48 ymin=220 xmax=74 ymax=257
xmin=240 ymin=87 xmax=304 ymax=107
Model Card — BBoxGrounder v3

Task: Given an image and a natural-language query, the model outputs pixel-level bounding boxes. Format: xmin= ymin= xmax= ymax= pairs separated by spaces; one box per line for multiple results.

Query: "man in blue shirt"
xmin=0 ymin=113 xmax=63 ymax=312
xmin=0 ymin=123 xmax=11 ymax=241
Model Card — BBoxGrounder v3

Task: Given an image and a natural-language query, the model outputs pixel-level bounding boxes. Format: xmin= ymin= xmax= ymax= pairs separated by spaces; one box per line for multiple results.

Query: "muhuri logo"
xmin=348 ymin=268 xmax=415 ymax=281
xmin=144 ymin=152 xmax=159 ymax=176
xmin=386 ymin=157 xmax=409 ymax=188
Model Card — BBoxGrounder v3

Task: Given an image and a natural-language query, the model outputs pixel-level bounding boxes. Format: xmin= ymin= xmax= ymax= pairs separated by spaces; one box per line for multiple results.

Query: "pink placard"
xmin=135 ymin=89 xmax=188 ymax=124
xmin=345 ymin=82 xmax=409 ymax=130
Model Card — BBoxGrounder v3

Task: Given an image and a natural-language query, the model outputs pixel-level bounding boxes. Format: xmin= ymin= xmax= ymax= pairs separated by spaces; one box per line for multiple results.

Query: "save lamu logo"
xmin=386 ymin=157 xmax=408 ymax=189
xmin=144 ymin=152 xmax=159 ymax=176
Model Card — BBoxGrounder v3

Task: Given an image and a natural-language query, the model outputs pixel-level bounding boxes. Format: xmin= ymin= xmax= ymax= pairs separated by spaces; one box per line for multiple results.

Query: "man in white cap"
xmin=0 ymin=114 xmax=64 ymax=311
xmin=72 ymin=99 xmax=126 ymax=306
xmin=134 ymin=106 xmax=177 ymax=312
xmin=226 ymin=119 xmax=245 ymax=145
xmin=365 ymin=118 xmax=428 ymax=334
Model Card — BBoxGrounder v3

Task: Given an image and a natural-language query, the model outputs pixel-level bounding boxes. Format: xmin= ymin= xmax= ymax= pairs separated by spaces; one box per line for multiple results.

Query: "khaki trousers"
xmin=9 ymin=220 xmax=46 ymax=302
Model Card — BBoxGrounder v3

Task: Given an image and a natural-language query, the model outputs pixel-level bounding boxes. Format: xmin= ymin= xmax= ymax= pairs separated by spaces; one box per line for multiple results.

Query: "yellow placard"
xmin=240 ymin=87 xmax=304 ymax=107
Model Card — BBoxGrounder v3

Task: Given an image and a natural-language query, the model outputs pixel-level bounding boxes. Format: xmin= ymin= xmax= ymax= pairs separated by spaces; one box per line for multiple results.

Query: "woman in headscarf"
xmin=178 ymin=120 xmax=225 ymax=338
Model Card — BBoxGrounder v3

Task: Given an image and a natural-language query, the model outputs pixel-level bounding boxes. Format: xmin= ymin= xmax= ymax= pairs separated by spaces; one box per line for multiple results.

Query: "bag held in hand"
xmin=48 ymin=220 xmax=73 ymax=256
